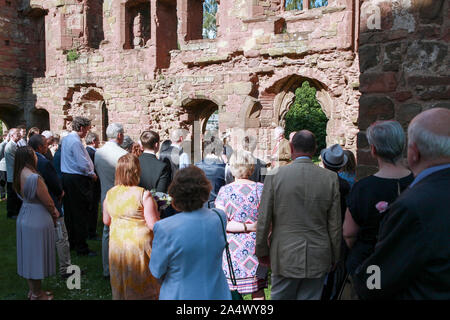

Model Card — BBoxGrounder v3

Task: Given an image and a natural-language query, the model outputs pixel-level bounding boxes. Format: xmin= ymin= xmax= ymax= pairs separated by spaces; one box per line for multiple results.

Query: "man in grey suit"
xmin=256 ymin=130 xmax=342 ymax=300
xmin=94 ymin=123 xmax=127 ymax=278
xmin=5 ymin=128 xmax=23 ymax=219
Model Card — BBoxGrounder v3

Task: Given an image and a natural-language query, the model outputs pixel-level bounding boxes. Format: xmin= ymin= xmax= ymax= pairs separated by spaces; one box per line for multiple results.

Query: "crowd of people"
xmin=1 ymin=107 xmax=449 ymax=300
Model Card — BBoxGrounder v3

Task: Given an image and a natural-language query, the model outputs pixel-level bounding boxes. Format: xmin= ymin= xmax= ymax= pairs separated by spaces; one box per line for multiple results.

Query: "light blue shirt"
xmin=61 ymin=132 xmax=95 ymax=176
xmin=295 ymin=156 xmax=311 ymax=160
xmin=409 ymin=163 xmax=450 ymax=188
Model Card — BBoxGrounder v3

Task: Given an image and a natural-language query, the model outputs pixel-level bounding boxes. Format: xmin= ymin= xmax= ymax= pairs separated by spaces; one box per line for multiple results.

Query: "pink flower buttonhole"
xmin=375 ymin=201 xmax=389 ymax=213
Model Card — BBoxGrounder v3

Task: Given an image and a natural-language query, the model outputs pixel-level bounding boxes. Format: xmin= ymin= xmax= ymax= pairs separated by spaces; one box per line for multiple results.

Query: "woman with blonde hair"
xmin=215 ymin=150 xmax=267 ymax=300
xmin=103 ymin=153 xmax=160 ymax=299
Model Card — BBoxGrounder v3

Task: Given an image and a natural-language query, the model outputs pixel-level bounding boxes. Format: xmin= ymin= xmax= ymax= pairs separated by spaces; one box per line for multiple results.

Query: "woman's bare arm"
xmin=35 ymin=176 xmax=59 ymax=221
xmin=226 ymin=220 xmax=257 ymax=233
xmin=143 ymin=191 xmax=159 ymax=231
xmin=343 ymin=208 xmax=360 ymax=249
xmin=103 ymin=199 xmax=111 ymax=226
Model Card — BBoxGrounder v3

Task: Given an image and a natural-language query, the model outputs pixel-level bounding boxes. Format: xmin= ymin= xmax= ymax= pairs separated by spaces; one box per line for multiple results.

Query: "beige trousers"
xmin=55 ymin=216 xmax=72 ymax=276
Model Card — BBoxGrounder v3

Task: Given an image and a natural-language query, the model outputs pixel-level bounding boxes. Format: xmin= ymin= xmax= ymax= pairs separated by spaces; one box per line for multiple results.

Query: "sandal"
xmin=29 ymin=291 xmax=54 ymax=300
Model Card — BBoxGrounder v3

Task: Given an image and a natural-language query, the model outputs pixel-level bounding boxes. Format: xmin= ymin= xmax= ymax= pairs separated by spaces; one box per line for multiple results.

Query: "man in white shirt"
xmin=61 ymin=117 xmax=97 ymax=256
xmin=0 ymin=130 xmax=10 ymax=200
xmin=5 ymin=128 xmax=22 ymax=219
xmin=94 ymin=123 xmax=127 ymax=278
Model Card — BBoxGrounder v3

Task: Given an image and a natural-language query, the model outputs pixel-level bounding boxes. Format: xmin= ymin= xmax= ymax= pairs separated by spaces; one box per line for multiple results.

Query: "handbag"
xmin=213 ymin=209 xmax=243 ymax=300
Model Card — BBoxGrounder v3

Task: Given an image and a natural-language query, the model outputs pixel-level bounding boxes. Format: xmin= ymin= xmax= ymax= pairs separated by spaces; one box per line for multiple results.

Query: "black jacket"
xmin=139 ymin=153 xmax=170 ymax=193
xmin=249 ymin=158 xmax=267 ymax=184
xmin=86 ymin=146 xmax=101 ymax=196
xmin=353 ymin=167 xmax=450 ymax=300
xmin=36 ymin=152 xmax=63 ymax=215
xmin=159 ymin=146 xmax=183 ymax=183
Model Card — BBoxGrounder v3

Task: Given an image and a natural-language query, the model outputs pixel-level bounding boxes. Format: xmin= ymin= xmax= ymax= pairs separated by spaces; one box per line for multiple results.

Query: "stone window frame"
xmin=120 ymin=0 xmax=152 ymax=50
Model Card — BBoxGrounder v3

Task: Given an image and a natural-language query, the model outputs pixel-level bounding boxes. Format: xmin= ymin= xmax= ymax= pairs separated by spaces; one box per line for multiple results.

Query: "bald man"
xmin=353 ymin=108 xmax=450 ymax=300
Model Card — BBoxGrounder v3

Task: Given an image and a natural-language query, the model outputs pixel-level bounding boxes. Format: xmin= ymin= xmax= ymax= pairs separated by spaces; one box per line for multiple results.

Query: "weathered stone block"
xmin=360 ymin=72 xmax=398 ymax=93
xmin=359 ymin=45 xmax=380 ymax=72
xmin=357 ymin=149 xmax=378 ymax=166
xmin=358 ymin=96 xmax=395 ymax=129
xmin=405 ymin=41 xmax=448 ymax=73
xmin=393 ymin=91 xmax=413 ymax=102
xmin=383 ymin=42 xmax=402 ymax=72
xmin=396 ymin=103 xmax=422 ymax=126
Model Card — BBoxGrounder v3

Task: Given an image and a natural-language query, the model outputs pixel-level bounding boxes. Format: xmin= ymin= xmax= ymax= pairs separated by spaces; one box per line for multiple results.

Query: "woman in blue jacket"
xmin=149 ymin=166 xmax=231 ymax=300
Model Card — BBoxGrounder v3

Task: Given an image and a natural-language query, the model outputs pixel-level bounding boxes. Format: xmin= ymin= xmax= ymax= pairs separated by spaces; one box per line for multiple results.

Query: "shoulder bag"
xmin=213 ymin=209 xmax=243 ymax=300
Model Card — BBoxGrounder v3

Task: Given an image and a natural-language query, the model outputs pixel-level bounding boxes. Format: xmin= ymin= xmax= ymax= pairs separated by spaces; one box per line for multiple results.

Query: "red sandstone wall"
xmin=0 ymin=0 xmax=360 ymax=164
xmin=357 ymin=0 xmax=449 ymax=177
xmin=0 ymin=0 xmax=48 ymax=128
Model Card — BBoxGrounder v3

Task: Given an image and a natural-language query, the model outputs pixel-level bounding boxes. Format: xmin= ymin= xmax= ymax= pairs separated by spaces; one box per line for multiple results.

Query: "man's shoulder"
xmin=36 ymin=153 xmax=49 ymax=164
xmin=97 ymin=143 xmax=127 ymax=158
xmin=141 ymin=153 xmax=166 ymax=166
xmin=394 ymin=173 xmax=450 ymax=213
xmin=5 ymin=141 xmax=15 ymax=151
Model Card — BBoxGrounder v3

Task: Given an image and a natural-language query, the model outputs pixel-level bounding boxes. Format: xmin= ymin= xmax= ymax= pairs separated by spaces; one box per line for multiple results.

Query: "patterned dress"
xmin=105 ymin=185 xmax=160 ymax=300
xmin=215 ymin=182 xmax=267 ymax=294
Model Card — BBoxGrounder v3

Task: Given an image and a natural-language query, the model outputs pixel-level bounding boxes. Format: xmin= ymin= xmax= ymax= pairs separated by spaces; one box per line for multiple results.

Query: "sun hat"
xmin=320 ymin=144 xmax=348 ymax=169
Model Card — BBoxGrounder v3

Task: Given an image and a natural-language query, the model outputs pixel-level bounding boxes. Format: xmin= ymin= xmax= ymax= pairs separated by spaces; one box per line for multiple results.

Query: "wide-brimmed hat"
xmin=321 ymin=144 xmax=348 ymax=169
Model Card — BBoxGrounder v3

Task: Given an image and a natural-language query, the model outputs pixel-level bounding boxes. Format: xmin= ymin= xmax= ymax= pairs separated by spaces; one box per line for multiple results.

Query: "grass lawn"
xmin=0 ymin=199 xmax=271 ymax=300
xmin=0 ymin=200 xmax=112 ymax=300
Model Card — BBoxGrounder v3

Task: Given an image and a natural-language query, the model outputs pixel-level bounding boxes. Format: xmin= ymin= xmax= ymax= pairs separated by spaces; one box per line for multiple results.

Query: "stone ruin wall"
xmin=1 ymin=0 xmax=448 ymax=176
xmin=28 ymin=0 xmax=360 ymax=165
xmin=357 ymin=0 xmax=449 ymax=176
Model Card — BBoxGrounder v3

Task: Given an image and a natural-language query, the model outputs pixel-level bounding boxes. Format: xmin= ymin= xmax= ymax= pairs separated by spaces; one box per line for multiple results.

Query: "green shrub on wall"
xmin=284 ymin=81 xmax=328 ymax=154
xmin=66 ymin=49 xmax=79 ymax=62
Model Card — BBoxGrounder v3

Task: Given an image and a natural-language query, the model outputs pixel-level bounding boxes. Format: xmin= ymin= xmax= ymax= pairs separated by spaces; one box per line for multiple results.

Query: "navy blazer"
xmin=353 ymin=168 xmax=450 ymax=300
xmin=195 ymin=160 xmax=226 ymax=202
xmin=36 ymin=152 xmax=63 ymax=215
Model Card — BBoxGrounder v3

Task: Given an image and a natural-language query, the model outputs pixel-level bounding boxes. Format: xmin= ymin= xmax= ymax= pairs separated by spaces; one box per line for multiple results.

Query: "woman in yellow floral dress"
xmin=103 ymin=153 xmax=160 ymax=300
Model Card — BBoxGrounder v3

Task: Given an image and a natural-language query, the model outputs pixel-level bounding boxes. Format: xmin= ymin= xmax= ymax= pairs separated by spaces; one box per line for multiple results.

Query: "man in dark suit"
xmin=139 ymin=130 xmax=170 ymax=193
xmin=85 ymin=132 xmax=101 ymax=240
xmin=353 ymin=108 xmax=450 ymax=300
xmin=242 ymin=135 xmax=267 ymax=183
xmin=29 ymin=134 xmax=73 ymax=279
xmin=195 ymin=137 xmax=226 ymax=208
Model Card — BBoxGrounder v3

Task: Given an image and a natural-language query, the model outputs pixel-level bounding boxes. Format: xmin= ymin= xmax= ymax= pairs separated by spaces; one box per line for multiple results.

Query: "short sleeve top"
xmin=347 ymin=173 xmax=414 ymax=244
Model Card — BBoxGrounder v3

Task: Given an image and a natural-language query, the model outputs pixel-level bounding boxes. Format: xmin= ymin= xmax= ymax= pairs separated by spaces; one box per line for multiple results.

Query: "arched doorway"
xmin=63 ymin=85 xmax=108 ymax=143
xmin=180 ymin=98 xmax=219 ymax=164
xmin=0 ymin=104 xmax=24 ymax=130
xmin=30 ymin=108 xmax=50 ymax=131
xmin=269 ymin=75 xmax=332 ymax=153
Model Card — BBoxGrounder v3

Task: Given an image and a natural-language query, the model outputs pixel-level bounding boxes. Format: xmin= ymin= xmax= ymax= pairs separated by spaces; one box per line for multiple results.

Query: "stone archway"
xmin=63 ymin=84 xmax=108 ymax=142
xmin=267 ymin=74 xmax=335 ymax=146
xmin=29 ymin=108 xmax=50 ymax=131
xmin=0 ymin=104 xmax=24 ymax=129
xmin=179 ymin=98 xmax=220 ymax=164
